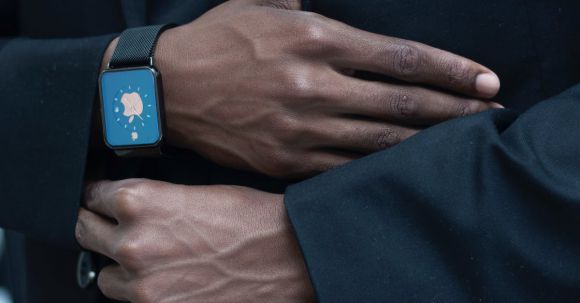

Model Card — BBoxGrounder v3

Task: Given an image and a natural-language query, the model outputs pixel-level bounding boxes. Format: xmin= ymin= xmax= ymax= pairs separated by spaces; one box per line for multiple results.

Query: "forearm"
xmin=76 ymin=180 xmax=315 ymax=302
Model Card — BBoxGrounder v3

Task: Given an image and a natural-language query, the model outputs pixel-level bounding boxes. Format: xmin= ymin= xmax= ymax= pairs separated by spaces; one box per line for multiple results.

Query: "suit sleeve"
xmin=285 ymin=84 xmax=580 ymax=302
xmin=0 ymin=10 xmax=116 ymax=247
xmin=0 ymin=0 xmax=16 ymax=49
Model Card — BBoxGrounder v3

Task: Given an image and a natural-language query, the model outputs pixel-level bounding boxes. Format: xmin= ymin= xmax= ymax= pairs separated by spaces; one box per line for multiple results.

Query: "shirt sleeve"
xmin=0 ymin=35 xmax=116 ymax=248
xmin=285 ymin=83 xmax=580 ymax=302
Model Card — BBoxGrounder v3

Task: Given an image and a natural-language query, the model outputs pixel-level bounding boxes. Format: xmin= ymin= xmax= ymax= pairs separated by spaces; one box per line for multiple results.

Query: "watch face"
xmin=100 ymin=68 xmax=162 ymax=149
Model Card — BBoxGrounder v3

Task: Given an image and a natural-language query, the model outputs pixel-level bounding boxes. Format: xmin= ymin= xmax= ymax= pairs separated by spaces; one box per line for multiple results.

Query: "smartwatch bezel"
xmin=98 ymin=66 xmax=165 ymax=151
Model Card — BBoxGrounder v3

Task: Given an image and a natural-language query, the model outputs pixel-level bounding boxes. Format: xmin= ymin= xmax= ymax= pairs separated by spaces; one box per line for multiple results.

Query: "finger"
xmin=76 ymin=208 xmax=117 ymax=258
xmin=84 ymin=180 xmax=121 ymax=219
xmin=237 ymin=0 xmax=301 ymax=10
xmin=305 ymin=150 xmax=357 ymax=174
xmin=84 ymin=179 xmax=145 ymax=222
xmin=330 ymin=76 xmax=503 ymax=126
xmin=310 ymin=118 xmax=420 ymax=154
xmin=327 ymin=23 xmax=500 ymax=98
xmin=98 ymin=265 xmax=130 ymax=302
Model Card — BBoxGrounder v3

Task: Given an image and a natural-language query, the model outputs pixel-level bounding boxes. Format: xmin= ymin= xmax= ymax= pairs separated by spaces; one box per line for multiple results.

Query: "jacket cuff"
xmin=0 ymin=35 xmax=117 ymax=248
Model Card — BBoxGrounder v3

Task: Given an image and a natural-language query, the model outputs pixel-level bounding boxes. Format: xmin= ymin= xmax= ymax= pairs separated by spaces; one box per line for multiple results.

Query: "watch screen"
xmin=100 ymin=68 xmax=162 ymax=148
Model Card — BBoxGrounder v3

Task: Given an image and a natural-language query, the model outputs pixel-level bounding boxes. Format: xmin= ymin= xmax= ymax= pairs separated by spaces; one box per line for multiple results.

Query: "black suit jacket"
xmin=287 ymin=1 xmax=580 ymax=302
xmin=1 ymin=0 xmax=579 ymax=302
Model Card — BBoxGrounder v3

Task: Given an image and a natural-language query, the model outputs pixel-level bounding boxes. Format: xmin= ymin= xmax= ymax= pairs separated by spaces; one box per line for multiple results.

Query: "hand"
xmin=76 ymin=179 xmax=314 ymax=303
xmin=104 ymin=0 xmax=501 ymax=178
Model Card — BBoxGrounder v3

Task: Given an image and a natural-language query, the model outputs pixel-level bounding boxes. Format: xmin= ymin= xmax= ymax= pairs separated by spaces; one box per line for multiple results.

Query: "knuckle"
xmin=284 ymin=70 xmax=317 ymax=99
xmin=113 ymin=187 xmax=136 ymax=205
xmin=260 ymin=0 xmax=300 ymax=10
xmin=115 ymin=192 xmax=140 ymax=219
xmin=374 ymin=127 xmax=401 ymax=149
xmin=391 ymin=44 xmax=421 ymax=78
xmin=454 ymin=101 xmax=475 ymax=117
xmin=96 ymin=272 xmax=105 ymax=288
xmin=131 ymin=279 xmax=155 ymax=303
xmin=96 ymin=269 xmax=116 ymax=297
xmin=301 ymin=11 xmax=328 ymax=24
xmin=264 ymin=149 xmax=298 ymax=177
xmin=272 ymin=114 xmax=300 ymax=137
xmin=96 ymin=272 xmax=109 ymax=295
xmin=444 ymin=58 xmax=471 ymax=87
xmin=113 ymin=183 xmax=147 ymax=218
xmin=262 ymin=114 xmax=305 ymax=157
xmin=388 ymin=90 xmax=416 ymax=118
xmin=301 ymin=11 xmax=326 ymax=21
xmin=276 ymin=66 xmax=332 ymax=105
xmin=295 ymin=15 xmax=333 ymax=49
xmin=114 ymin=241 xmax=142 ymax=266
xmin=301 ymin=20 xmax=326 ymax=42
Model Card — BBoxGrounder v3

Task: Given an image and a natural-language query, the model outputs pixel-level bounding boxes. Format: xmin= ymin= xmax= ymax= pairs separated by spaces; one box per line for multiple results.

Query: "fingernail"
xmin=475 ymin=73 xmax=500 ymax=97
xmin=490 ymin=102 xmax=505 ymax=109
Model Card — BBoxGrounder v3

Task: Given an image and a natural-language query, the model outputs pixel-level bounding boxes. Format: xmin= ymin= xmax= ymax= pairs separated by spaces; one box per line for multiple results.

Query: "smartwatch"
xmin=99 ymin=24 xmax=173 ymax=157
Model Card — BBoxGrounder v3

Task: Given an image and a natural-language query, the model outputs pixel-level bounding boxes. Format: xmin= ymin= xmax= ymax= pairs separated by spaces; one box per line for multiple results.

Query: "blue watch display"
xmin=98 ymin=25 xmax=173 ymax=156
xmin=100 ymin=67 xmax=162 ymax=148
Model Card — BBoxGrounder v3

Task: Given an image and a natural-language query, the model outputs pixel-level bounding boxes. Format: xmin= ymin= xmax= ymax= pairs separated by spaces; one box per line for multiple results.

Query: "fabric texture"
xmin=0 ymin=40 xmax=8 ymax=51
xmin=0 ymin=35 xmax=116 ymax=247
xmin=285 ymin=1 xmax=580 ymax=301
xmin=286 ymin=85 xmax=580 ymax=302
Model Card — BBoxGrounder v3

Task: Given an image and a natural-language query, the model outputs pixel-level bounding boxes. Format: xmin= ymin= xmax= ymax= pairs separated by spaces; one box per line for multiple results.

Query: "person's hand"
xmin=104 ymin=0 xmax=502 ymax=178
xmin=75 ymin=179 xmax=314 ymax=303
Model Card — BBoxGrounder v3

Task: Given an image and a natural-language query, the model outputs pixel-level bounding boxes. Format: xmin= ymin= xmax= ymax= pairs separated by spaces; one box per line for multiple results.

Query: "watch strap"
xmin=114 ymin=146 xmax=163 ymax=157
xmin=108 ymin=24 xmax=173 ymax=69
xmin=103 ymin=24 xmax=173 ymax=157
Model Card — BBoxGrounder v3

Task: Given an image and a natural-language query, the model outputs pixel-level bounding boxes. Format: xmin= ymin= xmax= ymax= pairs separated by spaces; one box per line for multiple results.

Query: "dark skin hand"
xmin=76 ymin=179 xmax=313 ymax=303
xmin=102 ymin=0 xmax=501 ymax=178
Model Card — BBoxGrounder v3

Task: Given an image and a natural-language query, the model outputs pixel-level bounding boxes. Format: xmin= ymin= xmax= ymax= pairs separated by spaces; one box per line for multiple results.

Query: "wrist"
xmin=100 ymin=37 xmax=118 ymax=72
xmin=154 ymin=25 xmax=207 ymax=151
xmin=153 ymin=26 xmax=181 ymax=147
xmin=271 ymin=194 xmax=317 ymax=302
xmin=99 ymin=25 xmax=180 ymax=154
xmin=91 ymin=37 xmax=119 ymax=149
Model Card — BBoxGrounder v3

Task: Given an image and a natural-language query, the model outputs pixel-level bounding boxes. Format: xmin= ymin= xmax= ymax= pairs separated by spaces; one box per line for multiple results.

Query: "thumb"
xmin=238 ymin=0 xmax=302 ymax=10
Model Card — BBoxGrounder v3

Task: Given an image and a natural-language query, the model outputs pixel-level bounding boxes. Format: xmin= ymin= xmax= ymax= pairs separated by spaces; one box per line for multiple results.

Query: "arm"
xmin=76 ymin=82 xmax=580 ymax=301
xmin=143 ymin=0 xmax=502 ymax=179
xmin=0 ymin=1 xmax=116 ymax=246
xmin=0 ymin=0 xmax=495 ymax=249
xmin=285 ymin=83 xmax=580 ymax=302
xmin=75 ymin=180 xmax=314 ymax=303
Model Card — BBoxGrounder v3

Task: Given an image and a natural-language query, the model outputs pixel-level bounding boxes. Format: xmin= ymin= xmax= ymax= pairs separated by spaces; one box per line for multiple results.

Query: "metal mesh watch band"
xmin=109 ymin=24 xmax=174 ymax=69
xmin=106 ymin=25 xmax=173 ymax=157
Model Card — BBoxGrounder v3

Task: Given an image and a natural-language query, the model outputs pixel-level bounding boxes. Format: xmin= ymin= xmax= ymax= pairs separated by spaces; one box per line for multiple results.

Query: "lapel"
xmin=121 ymin=0 xmax=148 ymax=28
